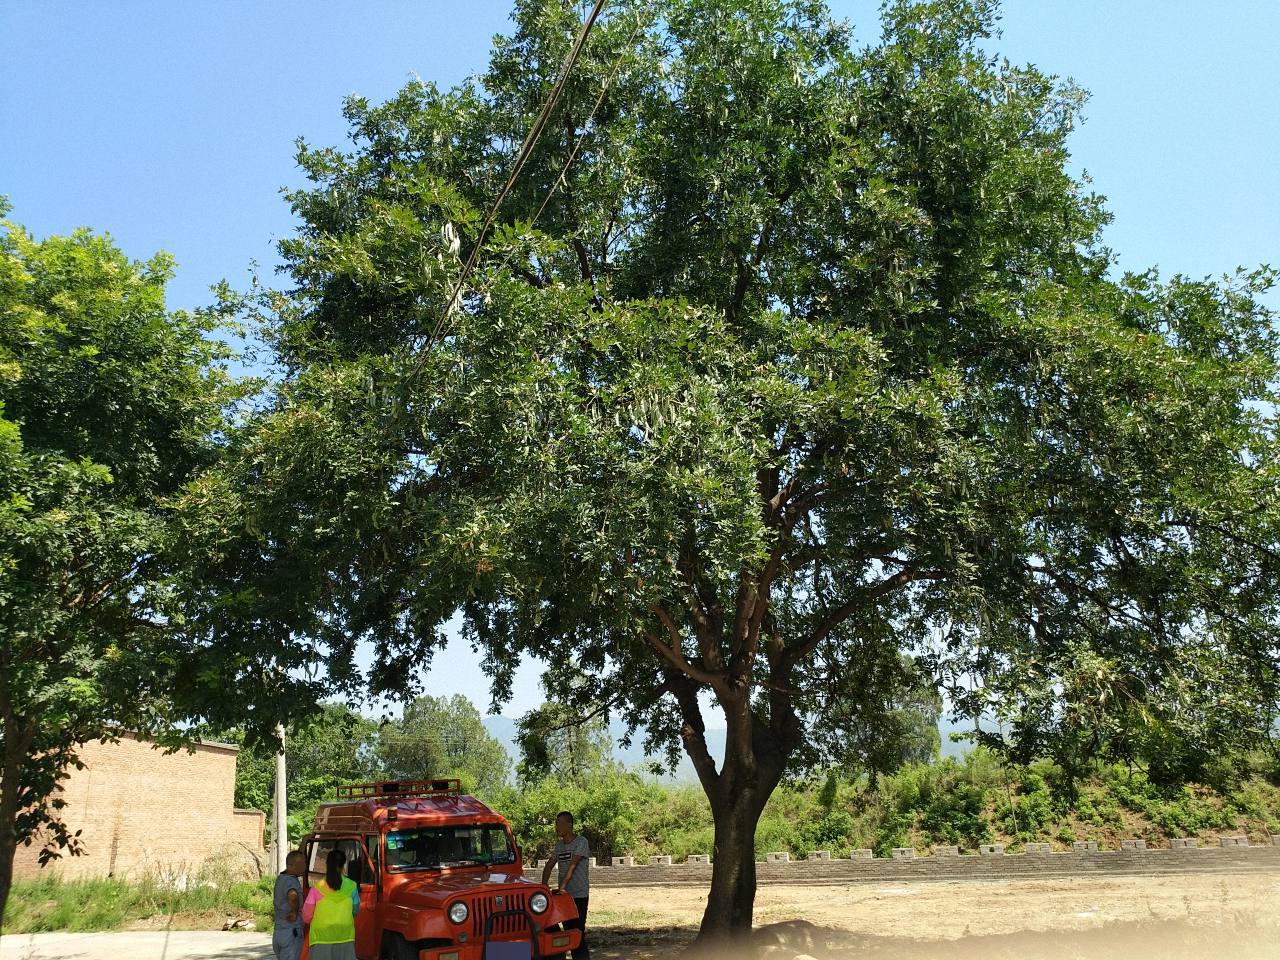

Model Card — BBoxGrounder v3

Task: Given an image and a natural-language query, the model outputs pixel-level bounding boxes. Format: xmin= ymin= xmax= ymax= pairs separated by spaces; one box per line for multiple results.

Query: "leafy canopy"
xmin=0 ymin=211 xmax=238 ymax=889
xmin=223 ymin=697 xmax=512 ymax=844
xmin=195 ymin=2 xmax=1279 ymax=932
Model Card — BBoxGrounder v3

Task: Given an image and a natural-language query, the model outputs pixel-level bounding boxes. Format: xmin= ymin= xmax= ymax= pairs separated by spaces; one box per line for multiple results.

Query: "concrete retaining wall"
xmin=527 ymin=840 xmax=1280 ymax=887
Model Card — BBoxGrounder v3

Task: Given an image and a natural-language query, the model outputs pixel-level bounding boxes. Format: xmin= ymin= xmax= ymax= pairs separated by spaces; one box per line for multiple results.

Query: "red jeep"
xmin=302 ymin=779 xmax=581 ymax=960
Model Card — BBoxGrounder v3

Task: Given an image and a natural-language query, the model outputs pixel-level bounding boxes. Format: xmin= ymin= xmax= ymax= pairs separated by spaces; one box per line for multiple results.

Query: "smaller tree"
xmin=0 ymin=210 xmax=237 ymax=917
xmin=376 ymin=694 xmax=511 ymax=797
xmin=811 ymin=654 xmax=943 ymax=785
xmin=515 ymin=702 xmax=617 ymax=788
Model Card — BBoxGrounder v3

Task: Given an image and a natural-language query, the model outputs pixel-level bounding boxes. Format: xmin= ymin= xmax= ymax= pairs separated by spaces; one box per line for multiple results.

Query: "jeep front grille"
xmin=469 ymin=891 xmax=530 ymax=938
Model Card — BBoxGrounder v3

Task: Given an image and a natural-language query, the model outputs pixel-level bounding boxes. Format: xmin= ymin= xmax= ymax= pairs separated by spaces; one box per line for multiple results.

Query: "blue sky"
xmin=4 ymin=1 xmax=1277 ymax=720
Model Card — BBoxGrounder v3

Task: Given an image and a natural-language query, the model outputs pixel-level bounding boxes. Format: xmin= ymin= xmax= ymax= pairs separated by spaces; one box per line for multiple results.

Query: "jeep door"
xmin=305 ymin=834 xmax=381 ymax=960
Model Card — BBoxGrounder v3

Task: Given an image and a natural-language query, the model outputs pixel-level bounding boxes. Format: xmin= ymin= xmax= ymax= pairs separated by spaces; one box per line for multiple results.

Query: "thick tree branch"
xmin=728 ymin=574 xmax=761 ymax=684
xmin=572 ymin=237 xmax=595 ymax=290
xmin=677 ymin=541 xmax=727 ymax=674
xmin=643 ymin=611 xmax=726 ymax=691
xmin=780 ymin=482 xmax=828 ymax=529
xmin=728 ymin=184 xmax=796 ymax=321
xmin=511 ymin=264 xmax=549 ymax=289
xmin=660 ymin=667 xmax=721 ymax=795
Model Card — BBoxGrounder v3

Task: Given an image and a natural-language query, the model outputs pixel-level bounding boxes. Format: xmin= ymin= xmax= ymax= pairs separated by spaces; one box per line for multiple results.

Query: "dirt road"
xmin=0 ymin=930 xmax=270 ymax=960
xmin=5 ymin=873 xmax=1278 ymax=959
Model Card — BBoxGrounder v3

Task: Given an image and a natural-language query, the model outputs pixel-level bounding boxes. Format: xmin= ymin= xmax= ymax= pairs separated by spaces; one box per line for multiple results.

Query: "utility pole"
xmin=273 ymin=723 xmax=288 ymax=873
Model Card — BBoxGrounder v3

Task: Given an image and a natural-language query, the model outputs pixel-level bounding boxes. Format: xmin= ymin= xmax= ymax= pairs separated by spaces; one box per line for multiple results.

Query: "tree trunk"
xmin=0 ymin=736 xmax=25 ymax=926
xmin=696 ymin=786 xmax=768 ymax=945
xmin=661 ymin=639 xmax=800 ymax=947
xmin=0 ymin=811 xmax=16 ymax=930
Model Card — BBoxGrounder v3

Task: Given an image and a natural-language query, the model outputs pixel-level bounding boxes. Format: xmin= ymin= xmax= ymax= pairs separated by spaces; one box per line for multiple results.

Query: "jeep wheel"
xmin=381 ymin=933 xmax=417 ymax=960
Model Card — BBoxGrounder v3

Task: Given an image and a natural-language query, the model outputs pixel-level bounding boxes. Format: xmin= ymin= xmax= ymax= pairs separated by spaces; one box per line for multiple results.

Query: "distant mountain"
xmin=481 ymin=714 xmax=723 ymax=783
xmin=481 ymin=714 xmax=521 ymax=753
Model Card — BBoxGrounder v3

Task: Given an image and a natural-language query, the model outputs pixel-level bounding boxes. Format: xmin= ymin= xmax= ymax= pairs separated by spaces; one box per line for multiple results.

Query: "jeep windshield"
xmin=385 ymin=825 xmax=515 ymax=871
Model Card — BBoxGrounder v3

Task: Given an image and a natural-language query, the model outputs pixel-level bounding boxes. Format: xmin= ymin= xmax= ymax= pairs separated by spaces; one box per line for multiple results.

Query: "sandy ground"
xmin=589 ymin=874 xmax=1280 ymax=959
xmin=3 ymin=874 xmax=1278 ymax=959
xmin=591 ymin=872 xmax=1280 ymax=938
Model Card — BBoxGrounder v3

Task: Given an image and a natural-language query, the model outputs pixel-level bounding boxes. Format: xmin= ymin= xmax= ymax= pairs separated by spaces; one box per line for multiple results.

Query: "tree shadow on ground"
xmin=588 ymin=924 xmax=698 ymax=958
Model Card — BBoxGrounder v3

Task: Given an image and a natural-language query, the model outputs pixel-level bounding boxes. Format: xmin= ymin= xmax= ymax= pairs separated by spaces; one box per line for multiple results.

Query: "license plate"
xmin=484 ymin=944 xmax=532 ymax=960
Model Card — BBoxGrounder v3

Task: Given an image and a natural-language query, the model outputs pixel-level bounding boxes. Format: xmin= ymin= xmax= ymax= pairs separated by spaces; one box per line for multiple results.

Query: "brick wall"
xmin=12 ymin=732 xmax=265 ymax=882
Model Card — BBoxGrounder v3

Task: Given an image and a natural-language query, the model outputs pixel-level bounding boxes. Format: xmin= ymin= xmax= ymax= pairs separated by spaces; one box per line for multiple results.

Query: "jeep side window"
xmin=310 ymin=838 xmax=372 ymax=885
xmin=341 ymin=839 xmax=369 ymax=885
xmin=308 ymin=838 xmax=335 ymax=886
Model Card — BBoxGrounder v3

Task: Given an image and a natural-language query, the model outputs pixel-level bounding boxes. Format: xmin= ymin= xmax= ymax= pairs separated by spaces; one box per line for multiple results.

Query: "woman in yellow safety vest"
xmin=302 ymin=848 xmax=359 ymax=960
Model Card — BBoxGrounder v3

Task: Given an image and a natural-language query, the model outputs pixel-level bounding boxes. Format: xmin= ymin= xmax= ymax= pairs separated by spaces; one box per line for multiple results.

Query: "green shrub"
xmin=492 ymin=753 xmax=1278 ymax=863
xmin=800 ymin=809 xmax=855 ymax=851
xmin=998 ymin=770 xmax=1065 ymax=839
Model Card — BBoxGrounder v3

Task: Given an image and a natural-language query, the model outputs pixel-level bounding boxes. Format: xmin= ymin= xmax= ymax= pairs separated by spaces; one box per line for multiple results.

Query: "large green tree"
xmin=205 ymin=0 xmax=1279 ymax=939
xmin=227 ymin=696 xmax=509 ymax=840
xmin=0 ymin=209 xmax=237 ymax=917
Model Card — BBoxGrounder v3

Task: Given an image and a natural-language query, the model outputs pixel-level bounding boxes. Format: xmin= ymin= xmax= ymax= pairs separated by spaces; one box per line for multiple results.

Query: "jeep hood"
xmin=387 ymin=870 xmax=537 ymax=908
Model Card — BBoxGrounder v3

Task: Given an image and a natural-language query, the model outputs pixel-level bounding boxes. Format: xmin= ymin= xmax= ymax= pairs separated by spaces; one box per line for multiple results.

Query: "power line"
xmin=481 ymin=9 xmax=649 ymax=302
xmin=411 ymin=0 xmax=611 ymax=379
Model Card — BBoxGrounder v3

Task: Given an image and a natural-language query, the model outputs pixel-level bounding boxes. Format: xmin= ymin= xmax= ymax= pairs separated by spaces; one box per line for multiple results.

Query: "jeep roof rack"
xmin=335 ymin=779 xmax=463 ymax=800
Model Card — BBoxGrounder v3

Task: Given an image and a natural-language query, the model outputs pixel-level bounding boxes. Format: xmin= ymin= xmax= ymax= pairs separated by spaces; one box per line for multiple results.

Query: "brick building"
xmin=13 ymin=732 xmax=266 ymax=882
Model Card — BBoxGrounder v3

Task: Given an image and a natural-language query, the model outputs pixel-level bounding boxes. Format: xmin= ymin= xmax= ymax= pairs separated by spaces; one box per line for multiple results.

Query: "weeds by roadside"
xmin=2 ymin=869 xmax=273 ymax=934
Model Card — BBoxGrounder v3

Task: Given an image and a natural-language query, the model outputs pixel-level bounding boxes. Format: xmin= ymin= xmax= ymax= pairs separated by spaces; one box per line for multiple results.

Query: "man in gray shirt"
xmin=541 ymin=811 xmax=590 ymax=959
xmin=272 ymin=850 xmax=306 ymax=960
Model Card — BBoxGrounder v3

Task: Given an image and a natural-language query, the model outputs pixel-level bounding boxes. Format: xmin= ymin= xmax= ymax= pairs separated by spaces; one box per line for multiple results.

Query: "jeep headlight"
xmin=529 ymin=892 xmax=549 ymax=914
xmin=448 ymin=901 xmax=469 ymax=924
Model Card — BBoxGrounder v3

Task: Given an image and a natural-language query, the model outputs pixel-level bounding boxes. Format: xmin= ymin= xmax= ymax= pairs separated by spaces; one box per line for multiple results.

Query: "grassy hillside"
xmin=498 ymin=749 xmax=1280 ymax=861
